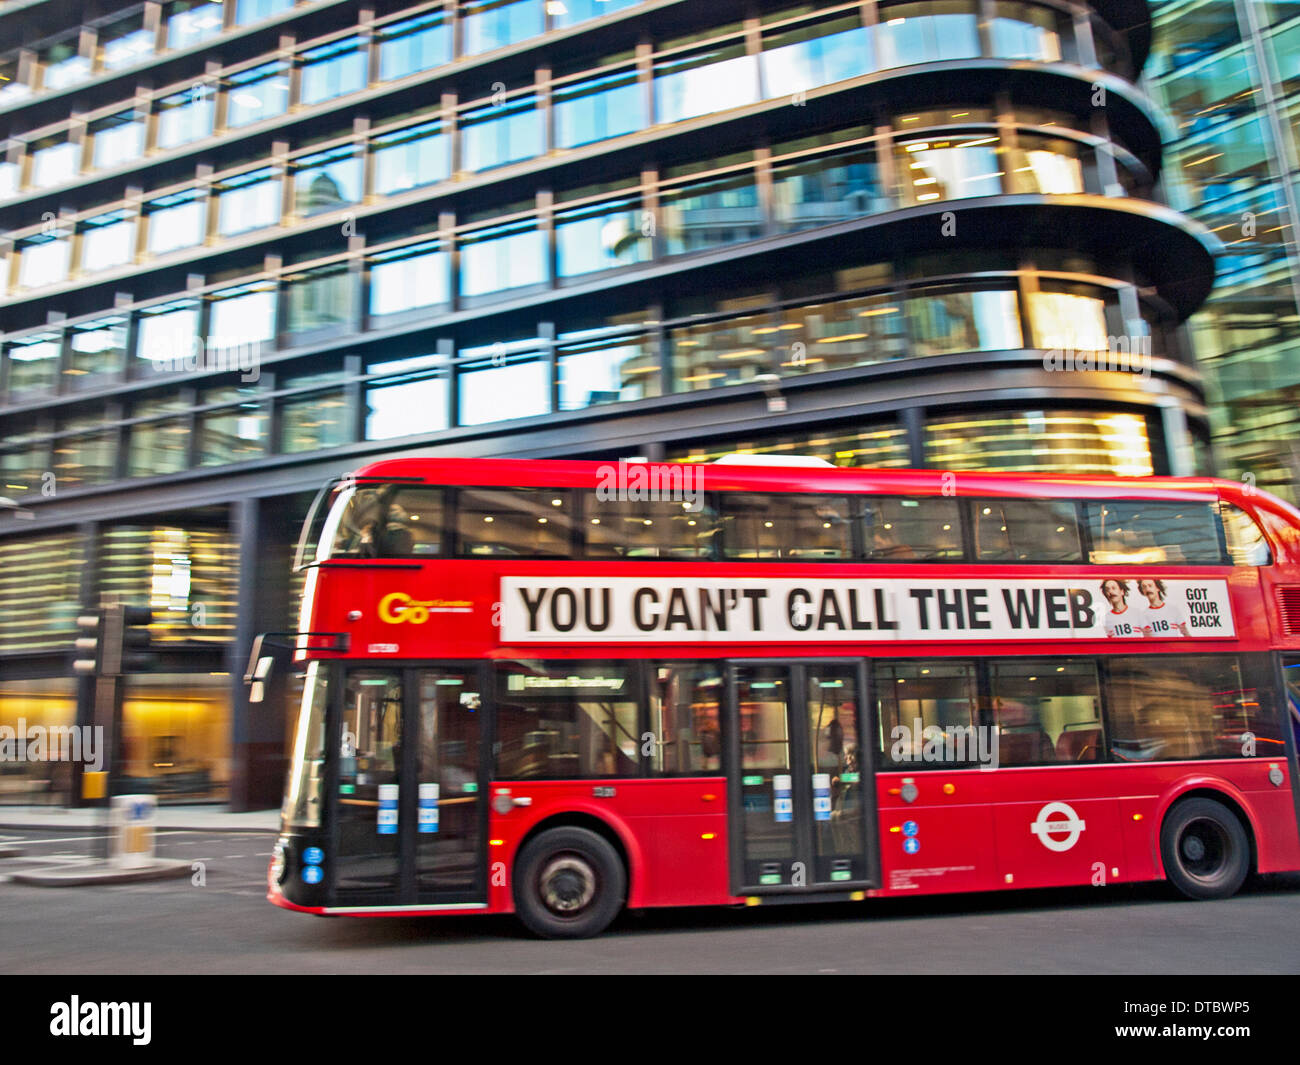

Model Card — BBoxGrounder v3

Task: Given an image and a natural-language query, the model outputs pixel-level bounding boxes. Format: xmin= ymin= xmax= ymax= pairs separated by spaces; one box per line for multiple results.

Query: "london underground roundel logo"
xmin=1030 ymin=801 xmax=1087 ymax=852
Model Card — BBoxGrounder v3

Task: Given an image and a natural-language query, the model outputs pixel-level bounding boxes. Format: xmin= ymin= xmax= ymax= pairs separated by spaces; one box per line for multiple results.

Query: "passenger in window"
xmin=1138 ymin=578 xmax=1190 ymax=637
xmin=1101 ymin=578 xmax=1149 ymax=638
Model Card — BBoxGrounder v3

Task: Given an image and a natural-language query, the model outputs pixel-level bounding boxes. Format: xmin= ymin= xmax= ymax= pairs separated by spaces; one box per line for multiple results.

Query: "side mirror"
xmin=249 ymin=655 xmax=274 ymax=704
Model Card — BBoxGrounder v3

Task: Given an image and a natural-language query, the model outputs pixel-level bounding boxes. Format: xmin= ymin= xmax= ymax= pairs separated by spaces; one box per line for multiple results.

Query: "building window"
xmin=41 ymin=40 xmax=91 ymax=89
xmin=778 ymin=291 xmax=908 ymax=372
xmin=157 ymin=86 xmax=215 ymax=149
xmin=365 ymin=354 xmax=449 ymax=439
xmin=461 ymin=0 xmax=544 ymax=57
xmin=16 ymin=233 xmax=72 ymax=289
xmin=5 ymin=333 xmax=62 ymax=395
xmin=137 ymin=300 xmax=200 ymax=368
xmin=146 ymin=190 xmax=206 ymax=254
xmin=235 ymin=0 xmax=293 ymax=25
xmin=216 ymin=167 xmax=281 ymax=236
xmin=458 ymin=218 xmax=546 ymax=297
xmin=555 ymin=193 xmax=650 ymax=277
xmin=208 ymin=281 xmax=277 ymax=351
xmin=0 ymin=58 xmax=31 ymax=103
xmin=97 ymin=13 xmax=155 ymax=70
xmin=167 ymin=0 xmax=224 ymax=49
xmin=1026 ymin=287 xmax=1113 ymax=351
xmin=654 ymin=40 xmax=760 ymax=123
xmin=759 ymin=13 xmax=872 ymax=98
xmin=895 ymin=132 xmax=1004 ymax=205
xmin=548 ymin=0 xmax=639 ymax=27
xmin=79 ymin=210 xmax=136 ymax=274
xmin=300 ymin=37 xmax=367 ymax=105
xmin=905 ymin=286 xmax=1024 ymax=356
xmin=1006 ymin=134 xmax=1087 ymax=194
xmin=199 ymin=385 xmax=268 ymax=464
xmin=67 ymin=315 xmax=129 ymax=386
xmin=378 ymin=12 xmax=452 ymax=80
xmin=670 ymin=309 xmax=775 ymax=391
xmin=458 ymin=342 xmax=549 ymax=425
xmin=30 ymin=139 xmax=79 ymax=189
xmin=373 ymin=119 xmax=450 ymax=195
xmin=129 ymin=397 xmax=192 ymax=477
xmin=925 ymin=410 xmax=1155 ymax=476
xmin=990 ymin=2 xmax=1065 ymax=61
xmin=876 ymin=1 xmax=980 ymax=67
xmin=668 ymin=422 xmax=913 ymax=467
xmin=90 ymin=111 xmax=147 ymax=170
xmin=0 ymin=161 xmax=18 ymax=200
xmin=281 ymin=382 xmax=351 ymax=453
xmin=285 ymin=263 xmax=356 ymax=334
xmin=225 ymin=62 xmax=291 ymax=127
xmin=770 ymin=142 xmax=885 ymax=231
xmin=292 ymin=146 xmax=363 ymax=216
xmin=460 ymin=94 xmax=543 ymax=172
xmin=553 ymin=66 xmax=645 ymax=149
xmin=368 ymin=241 xmax=449 ymax=316
xmin=556 ymin=330 xmax=660 ymax=409
xmin=660 ymin=170 xmax=762 ymax=255
xmin=52 ymin=421 xmax=118 ymax=489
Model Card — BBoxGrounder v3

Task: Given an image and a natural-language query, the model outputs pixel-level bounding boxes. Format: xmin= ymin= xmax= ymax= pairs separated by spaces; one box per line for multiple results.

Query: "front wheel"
xmin=512 ymin=826 xmax=626 ymax=939
xmin=1159 ymin=797 xmax=1250 ymax=900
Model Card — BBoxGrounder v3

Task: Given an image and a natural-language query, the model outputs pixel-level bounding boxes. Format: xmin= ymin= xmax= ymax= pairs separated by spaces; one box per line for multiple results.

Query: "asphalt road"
xmin=1 ymin=827 xmax=1298 ymax=975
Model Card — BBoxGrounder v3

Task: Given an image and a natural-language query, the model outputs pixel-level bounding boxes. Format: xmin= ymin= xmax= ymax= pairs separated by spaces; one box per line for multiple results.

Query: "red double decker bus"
xmin=255 ymin=456 xmax=1300 ymax=937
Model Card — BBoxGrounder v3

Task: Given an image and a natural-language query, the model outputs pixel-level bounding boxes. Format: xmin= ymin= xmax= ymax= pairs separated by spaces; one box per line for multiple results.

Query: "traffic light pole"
xmin=74 ymin=603 xmax=153 ymax=860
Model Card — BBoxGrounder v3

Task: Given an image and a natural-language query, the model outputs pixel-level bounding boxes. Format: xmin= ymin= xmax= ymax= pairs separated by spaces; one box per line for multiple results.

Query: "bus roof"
xmin=348 ymin=455 xmax=1233 ymax=502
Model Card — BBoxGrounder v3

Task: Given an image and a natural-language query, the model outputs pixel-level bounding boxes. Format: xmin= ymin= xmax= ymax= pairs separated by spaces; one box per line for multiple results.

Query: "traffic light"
xmin=113 ymin=605 xmax=155 ymax=676
xmin=73 ymin=611 xmax=103 ymax=676
xmin=74 ymin=605 xmax=154 ymax=677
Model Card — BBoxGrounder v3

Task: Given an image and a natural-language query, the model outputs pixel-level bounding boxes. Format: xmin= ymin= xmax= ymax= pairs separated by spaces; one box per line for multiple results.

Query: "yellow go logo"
xmin=378 ymin=592 xmax=434 ymax=624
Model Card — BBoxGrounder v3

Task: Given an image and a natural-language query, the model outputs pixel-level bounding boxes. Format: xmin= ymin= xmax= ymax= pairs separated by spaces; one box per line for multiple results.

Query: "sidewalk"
xmin=0 ymin=804 xmax=280 ymax=833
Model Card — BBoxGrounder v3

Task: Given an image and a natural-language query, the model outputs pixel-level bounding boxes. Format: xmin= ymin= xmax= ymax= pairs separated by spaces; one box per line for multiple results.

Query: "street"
xmin=1 ymin=828 xmax=1297 ymax=975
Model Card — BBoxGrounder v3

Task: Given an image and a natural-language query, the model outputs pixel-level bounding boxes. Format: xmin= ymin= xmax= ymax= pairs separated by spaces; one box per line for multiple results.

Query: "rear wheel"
xmin=513 ymin=827 xmax=625 ymax=939
xmin=1160 ymin=798 xmax=1250 ymax=900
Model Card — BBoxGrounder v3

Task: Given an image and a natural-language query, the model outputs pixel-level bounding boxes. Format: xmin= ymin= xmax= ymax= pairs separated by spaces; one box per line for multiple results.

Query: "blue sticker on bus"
xmin=902 ymin=820 xmax=919 ymax=837
xmin=903 ymin=837 xmax=920 ymax=855
xmin=301 ymin=865 xmax=323 ymax=884
xmin=303 ymin=847 xmax=323 ymax=865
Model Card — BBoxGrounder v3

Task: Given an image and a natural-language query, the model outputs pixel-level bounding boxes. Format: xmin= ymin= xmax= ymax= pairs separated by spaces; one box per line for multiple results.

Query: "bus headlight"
xmin=270 ymin=839 xmax=287 ymax=884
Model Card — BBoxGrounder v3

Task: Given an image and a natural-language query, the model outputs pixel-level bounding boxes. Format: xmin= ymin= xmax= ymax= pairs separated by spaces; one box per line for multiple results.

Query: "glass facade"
xmin=1149 ymin=0 xmax=1300 ymax=501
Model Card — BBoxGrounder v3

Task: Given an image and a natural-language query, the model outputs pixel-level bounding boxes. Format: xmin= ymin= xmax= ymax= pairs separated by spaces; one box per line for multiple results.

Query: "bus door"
xmin=726 ymin=660 xmax=877 ymax=893
xmin=333 ymin=665 xmax=488 ymax=907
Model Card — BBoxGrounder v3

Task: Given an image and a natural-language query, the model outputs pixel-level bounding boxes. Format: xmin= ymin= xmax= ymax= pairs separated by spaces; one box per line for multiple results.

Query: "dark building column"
xmin=227 ymin=496 xmax=292 ymax=811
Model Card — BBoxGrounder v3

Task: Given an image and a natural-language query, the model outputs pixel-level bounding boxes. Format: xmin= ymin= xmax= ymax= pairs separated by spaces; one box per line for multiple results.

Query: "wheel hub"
xmin=1180 ymin=818 xmax=1226 ymax=878
xmin=540 ymin=856 xmax=596 ymax=915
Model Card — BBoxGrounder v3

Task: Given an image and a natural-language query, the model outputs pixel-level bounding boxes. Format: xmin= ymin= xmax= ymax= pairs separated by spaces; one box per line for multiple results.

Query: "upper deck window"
xmin=1085 ymin=501 xmax=1223 ymax=565
xmin=1219 ymin=502 xmax=1271 ymax=566
xmin=331 ymin=486 xmax=446 ymax=558
xmin=457 ymin=488 xmax=575 ymax=557
xmin=861 ymin=496 xmax=962 ymax=560
xmin=720 ymin=493 xmax=852 ymax=559
xmin=973 ymin=498 xmax=1083 ymax=562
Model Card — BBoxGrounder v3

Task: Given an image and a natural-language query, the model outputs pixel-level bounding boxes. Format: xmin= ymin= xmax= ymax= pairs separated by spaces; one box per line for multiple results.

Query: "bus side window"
xmin=1219 ymin=502 xmax=1271 ymax=566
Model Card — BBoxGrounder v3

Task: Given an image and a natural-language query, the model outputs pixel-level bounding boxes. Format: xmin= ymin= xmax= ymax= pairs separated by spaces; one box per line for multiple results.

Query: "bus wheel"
xmin=513 ymin=827 xmax=626 ymax=939
xmin=1159 ymin=798 xmax=1250 ymax=900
